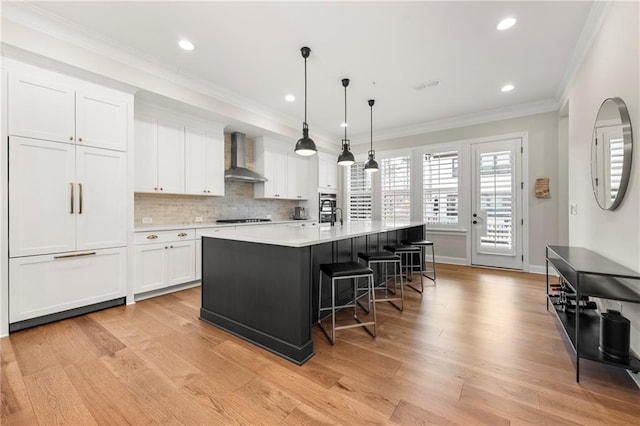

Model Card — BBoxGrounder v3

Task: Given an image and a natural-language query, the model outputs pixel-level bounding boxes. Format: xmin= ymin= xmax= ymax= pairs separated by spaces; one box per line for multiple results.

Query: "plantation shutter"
xmin=381 ymin=155 xmax=411 ymax=221
xmin=347 ymin=162 xmax=372 ymax=221
xmin=423 ymin=151 xmax=459 ymax=225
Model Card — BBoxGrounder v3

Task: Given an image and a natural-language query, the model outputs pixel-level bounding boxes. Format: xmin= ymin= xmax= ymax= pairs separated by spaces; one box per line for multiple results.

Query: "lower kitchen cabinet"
xmin=9 ymin=247 xmax=126 ymax=324
xmin=134 ymin=230 xmax=196 ymax=294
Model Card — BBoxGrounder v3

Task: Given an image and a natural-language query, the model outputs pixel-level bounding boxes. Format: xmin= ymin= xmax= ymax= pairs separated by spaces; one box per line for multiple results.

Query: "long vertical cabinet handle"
xmin=70 ymin=182 xmax=74 ymax=213
xmin=78 ymin=183 xmax=83 ymax=214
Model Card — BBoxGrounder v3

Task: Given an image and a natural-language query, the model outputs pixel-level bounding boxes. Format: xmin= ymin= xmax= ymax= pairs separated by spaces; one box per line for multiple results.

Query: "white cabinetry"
xmin=9 ymin=249 xmax=126 ymax=323
xmin=5 ymin=60 xmax=131 ymax=328
xmin=318 ymin=152 xmax=338 ymax=192
xmin=134 ymin=230 xmax=196 ymax=294
xmin=9 ymin=69 xmax=128 ymax=151
xmin=134 ymin=116 xmax=185 ymax=194
xmin=185 ymin=126 xmax=225 ymax=196
xmin=9 ymin=137 xmax=126 ymax=258
xmin=254 ymin=137 xmax=310 ymax=200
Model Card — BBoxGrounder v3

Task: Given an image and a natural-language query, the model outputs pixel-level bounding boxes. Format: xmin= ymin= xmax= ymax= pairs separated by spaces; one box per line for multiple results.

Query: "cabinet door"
xmin=134 ymin=116 xmax=159 ymax=192
xmin=9 ymin=248 xmax=126 ymax=323
xmin=287 ymin=153 xmax=310 ymax=200
xmin=135 ymin=243 xmax=167 ymax=293
xmin=8 ymin=71 xmax=75 ymax=144
xmin=262 ymin=150 xmax=286 ymax=198
xmin=318 ymin=153 xmax=338 ymax=191
xmin=75 ymin=147 xmax=127 ymax=251
xmin=166 ymin=240 xmax=196 ymax=286
xmin=9 ymin=137 xmax=76 ymax=257
xmin=185 ymin=127 xmax=208 ymax=195
xmin=195 ymin=239 xmax=202 ymax=281
xmin=76 ymin=88 xmax=128 ymax=151
xmin=205 ymin=132 xmax=225 ymax=196
xmin=157 ymin=120 xmax=185 ymax=194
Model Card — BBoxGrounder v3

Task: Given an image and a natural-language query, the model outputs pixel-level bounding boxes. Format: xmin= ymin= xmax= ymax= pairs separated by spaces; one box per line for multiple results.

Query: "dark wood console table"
xmin=546 ymin=245 xmax=640 ymax=382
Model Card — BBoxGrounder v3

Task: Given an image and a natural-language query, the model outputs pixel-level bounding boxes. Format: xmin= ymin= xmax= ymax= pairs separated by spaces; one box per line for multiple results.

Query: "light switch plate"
xmin=142 ymin=217 xmax=153 ymax=224
xmin=266 ymin=214 xmax=272 ymax=219
xmin=195 ymin=216 xmax=203 ymax=223
xmin=570 ymin=203 xmax=577 ymax=215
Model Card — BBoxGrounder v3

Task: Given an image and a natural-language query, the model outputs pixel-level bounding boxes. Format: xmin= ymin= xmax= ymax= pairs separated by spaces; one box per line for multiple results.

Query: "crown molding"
xmin=1 ymin=2 xmax=337 ymax=147
xmin=555 ymin=0 xmax=612 ymax=105
xmin=350 ymin=98 xmax=559 ymax=146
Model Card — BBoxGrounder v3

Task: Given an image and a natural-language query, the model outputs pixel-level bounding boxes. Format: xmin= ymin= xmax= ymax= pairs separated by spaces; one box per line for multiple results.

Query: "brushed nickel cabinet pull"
xmin=69 ymin=136 xmax=74 ymax=141
xmin=146 ymin=234 xmax=158 ymax=240
xmin=78 ymin=183 xmax=83 ymax=214
xmin=54 ymin=251 xmax=96 ymax=260
xmin=70 ymin=182 xmax=74 ymax=213
xmin=178 ymin=233 xmax=187 ymax=237
xmin=78 ymin=137 xmax=83 ymax=142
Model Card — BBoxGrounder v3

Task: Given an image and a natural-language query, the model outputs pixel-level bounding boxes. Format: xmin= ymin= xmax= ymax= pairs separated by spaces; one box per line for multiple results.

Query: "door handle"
xmin=78 ymin=183 xmax=83 ymax=214
xmin=70 ymin=182 xmax=74 ymax=214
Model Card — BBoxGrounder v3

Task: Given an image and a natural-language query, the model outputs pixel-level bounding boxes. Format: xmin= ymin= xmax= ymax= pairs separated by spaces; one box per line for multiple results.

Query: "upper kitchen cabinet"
xmin=134 ymin=115 xmax=185 ymax=194
xmin=254 ymin=137 xmax=310 ymax=200
xmin=9 ymin=68 xmax=128 ymax=151
xmin=318 ymin=152 xmax=338 ymax=193
xmin=185 ymin=125 xmax=225 ymax=196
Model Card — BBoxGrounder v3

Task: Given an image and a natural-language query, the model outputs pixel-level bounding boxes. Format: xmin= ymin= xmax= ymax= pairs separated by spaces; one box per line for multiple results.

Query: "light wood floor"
xmin=2 ymin=264 xmax=640 ymax=425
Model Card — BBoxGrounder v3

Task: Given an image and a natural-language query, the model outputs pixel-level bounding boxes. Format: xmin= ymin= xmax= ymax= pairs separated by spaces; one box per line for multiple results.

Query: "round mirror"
xmin=591 ymin=97 xmax=633 ymax=210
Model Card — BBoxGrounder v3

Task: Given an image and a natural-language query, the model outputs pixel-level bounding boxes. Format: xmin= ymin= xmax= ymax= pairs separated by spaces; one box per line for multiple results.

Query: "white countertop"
xmin=134 ymin=219 xmax=316 ymax=233
xmin=199 ymin=221 xmax=425 ymax=247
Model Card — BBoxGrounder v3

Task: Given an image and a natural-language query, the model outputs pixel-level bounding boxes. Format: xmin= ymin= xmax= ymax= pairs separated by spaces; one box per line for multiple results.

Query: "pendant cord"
xmin=304 ymin=57 xmax=307 ymax=126
xmin=344 ymin=85 xmax=347 ymax=142
xmin=370 ymin=104 xmax=373 ymax=152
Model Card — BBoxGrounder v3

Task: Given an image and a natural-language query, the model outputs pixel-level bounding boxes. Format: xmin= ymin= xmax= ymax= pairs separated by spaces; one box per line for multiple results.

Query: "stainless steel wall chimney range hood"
xmin=224 ymin=132 xmax=268 ymax=183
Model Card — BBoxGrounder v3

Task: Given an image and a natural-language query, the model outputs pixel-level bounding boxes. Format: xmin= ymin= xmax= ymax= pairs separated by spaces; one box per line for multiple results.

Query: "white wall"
xmin=566 ymin=1 xmax=640 ymax=350
xmin=351 ymin=111 xmax=561 ymax=269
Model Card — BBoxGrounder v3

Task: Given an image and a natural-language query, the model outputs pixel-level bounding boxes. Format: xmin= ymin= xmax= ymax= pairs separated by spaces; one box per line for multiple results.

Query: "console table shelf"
xmin=546 ymin=245 xmax=640 ymax=382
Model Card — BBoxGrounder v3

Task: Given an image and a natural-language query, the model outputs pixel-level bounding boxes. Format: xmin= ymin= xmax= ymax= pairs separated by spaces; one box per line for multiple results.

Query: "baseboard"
xmin=435 ymin=256 xmax=466 ymax=266
xmin=528 ymin=264 xmax=558 ymax=275
xmin=628 ymin=370 xmax=640 ymax=389
xmin=135 ymin=280 xmax=201 ymax=302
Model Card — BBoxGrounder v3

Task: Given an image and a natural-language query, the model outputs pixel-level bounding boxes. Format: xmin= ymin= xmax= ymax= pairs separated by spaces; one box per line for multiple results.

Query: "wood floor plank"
xmin=2 ymin=265 xmax=639 ymax=425
xmin=22 ymin=365 xmax=98 ymax=425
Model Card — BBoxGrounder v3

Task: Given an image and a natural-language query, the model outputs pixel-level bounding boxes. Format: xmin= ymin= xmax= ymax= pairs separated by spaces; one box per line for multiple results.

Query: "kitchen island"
xmin=199 ymin=221 xmax=425 ymax=364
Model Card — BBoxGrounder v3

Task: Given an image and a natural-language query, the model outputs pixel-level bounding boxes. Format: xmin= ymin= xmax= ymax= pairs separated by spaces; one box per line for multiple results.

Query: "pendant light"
xmin=337 ymin=78 xmax=355 ymax=166
xmin=295 ymin=46 xmax=317 ymax=156
xmin=364 ymin=99 xmax=379 ymax=173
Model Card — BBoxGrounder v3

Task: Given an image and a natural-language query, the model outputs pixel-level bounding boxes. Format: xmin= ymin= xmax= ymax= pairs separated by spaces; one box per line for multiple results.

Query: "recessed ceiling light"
xmin=501 ymin=84 xmax=515 ymax=92
xmin=178 ymin=40 xmax=195 ymax=51
xmin=497 ymin=17 xmax=517 ymax=31
xmin=340 ymin=122 xmax=348 ymax=128
xmin=285 ymin=94 xmax=295 ymax=102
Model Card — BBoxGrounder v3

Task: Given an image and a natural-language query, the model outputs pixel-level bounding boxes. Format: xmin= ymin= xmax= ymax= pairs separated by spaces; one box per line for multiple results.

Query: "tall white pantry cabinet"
xmin=6 ymin=61 xmax=131 ymax=330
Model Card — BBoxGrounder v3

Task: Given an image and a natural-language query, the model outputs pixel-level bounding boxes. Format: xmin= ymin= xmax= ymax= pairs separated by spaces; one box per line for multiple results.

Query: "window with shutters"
xmin=423 ymin=151 xmax=459 ymax=226
xmin=609 ymin=136 xmax=624 ymax=203
xmin=381 ymin=155 xmax=411 ymax=221
xmin=347 ymin=161 xmax=372 ymax=221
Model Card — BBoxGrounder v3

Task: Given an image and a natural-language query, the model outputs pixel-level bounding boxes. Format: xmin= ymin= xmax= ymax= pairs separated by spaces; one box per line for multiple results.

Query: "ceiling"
xmin=22 ymin=1 xmax=595 ymax=145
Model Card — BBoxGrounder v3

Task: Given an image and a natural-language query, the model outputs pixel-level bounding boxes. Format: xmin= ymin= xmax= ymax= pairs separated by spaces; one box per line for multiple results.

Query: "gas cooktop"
xmin=216 ymin=218 xmax=272 ymax=224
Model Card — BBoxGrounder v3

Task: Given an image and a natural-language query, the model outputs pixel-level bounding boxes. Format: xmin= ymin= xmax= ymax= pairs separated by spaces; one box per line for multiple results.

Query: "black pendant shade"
xmin=337 ymin=78 xmax=355 ymax=166
xmin=364 ymin=99 xmax=379 ymax=173
xmin=295 ymin=46 xmax=317 ymax=156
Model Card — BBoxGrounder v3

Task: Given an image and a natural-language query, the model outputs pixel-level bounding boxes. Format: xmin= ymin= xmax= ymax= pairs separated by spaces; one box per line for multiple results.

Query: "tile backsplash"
xmin=134 ymin=183 xmax=299 ymax=225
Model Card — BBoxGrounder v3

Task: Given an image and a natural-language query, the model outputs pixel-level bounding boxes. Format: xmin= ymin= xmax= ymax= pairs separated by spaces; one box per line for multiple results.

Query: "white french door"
xmin=471 ymin=139 xmax=523 ymax=270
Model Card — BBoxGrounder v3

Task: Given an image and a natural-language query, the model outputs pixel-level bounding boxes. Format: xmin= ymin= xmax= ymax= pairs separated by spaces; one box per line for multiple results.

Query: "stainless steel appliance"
xmin=216 ymin=218 xmax=272 ymax=224
xmin=319 ymin=193 xmax=336 ymax=223
xmin=293 ymin=207 xmax=308 ymax=220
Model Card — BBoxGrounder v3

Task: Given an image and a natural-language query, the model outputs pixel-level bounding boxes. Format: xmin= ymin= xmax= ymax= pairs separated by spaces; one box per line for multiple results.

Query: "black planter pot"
xmin=599 ymin=309 xmax=631 ymax=360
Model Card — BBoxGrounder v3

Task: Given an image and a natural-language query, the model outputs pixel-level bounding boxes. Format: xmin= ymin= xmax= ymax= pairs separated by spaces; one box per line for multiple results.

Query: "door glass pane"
xmin=479 ymin=151 xmax=513 ymax=250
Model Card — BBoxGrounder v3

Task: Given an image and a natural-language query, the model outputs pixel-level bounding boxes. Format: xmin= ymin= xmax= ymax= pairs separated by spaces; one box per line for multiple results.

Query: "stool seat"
xmin=402 ymin=239 xmax=433 ymax=246
xmin=320 ymin=261 xmax=373 ymax=278
xmin=383 ymin=244 xmax=420 ymax=253
xmin=358 ymin=252 xmax=401 ymax=262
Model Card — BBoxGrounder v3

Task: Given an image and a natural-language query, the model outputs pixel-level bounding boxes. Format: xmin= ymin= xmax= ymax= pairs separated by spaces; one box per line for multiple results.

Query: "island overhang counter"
xmin=199 ymin=221 xmax=425 ymax=364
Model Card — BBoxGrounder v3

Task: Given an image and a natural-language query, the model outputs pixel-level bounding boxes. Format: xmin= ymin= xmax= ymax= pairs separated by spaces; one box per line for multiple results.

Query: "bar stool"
xmin=403 ymin=239 xmax=437 ymax=285
xmin=317 ymin=261 xmax=376 ymax=345
xmin=383 ymin=244 xmax=423 ymax=294
xmin=357 ymin=252 xmax=404 ymax=311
